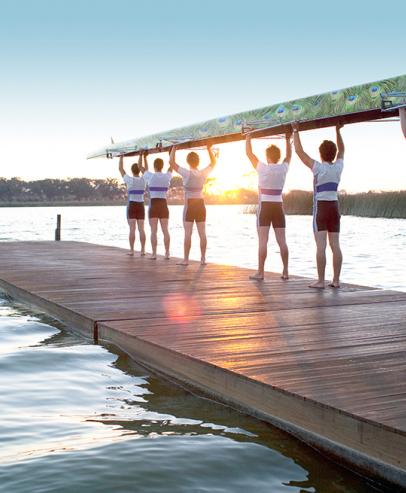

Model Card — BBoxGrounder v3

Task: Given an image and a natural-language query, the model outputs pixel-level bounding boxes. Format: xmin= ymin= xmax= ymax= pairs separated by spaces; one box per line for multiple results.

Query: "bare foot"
xmin=328 ymin=281 xmax=341 ymax=288
xmin=140 ymin=251 xmax=146 ymax=257
xmin=149 ymin=255 xmax=157 ymax=260
xmin=165 ymin=253 xmax=170 ymax=260
xmin=127 ymin=251 xmax=134 ymax=257
xmin=177 ymin=260 xmax=189 ymax=266
xmin=201 ymin=258 xmax=207 ymax=266
xmin=281 ymin=272 xmax=289 ymax=280
xmin=249 ymin=273 xmax=264 ymax=281
xmin=309 ymin=280 xmax=325 ymax=289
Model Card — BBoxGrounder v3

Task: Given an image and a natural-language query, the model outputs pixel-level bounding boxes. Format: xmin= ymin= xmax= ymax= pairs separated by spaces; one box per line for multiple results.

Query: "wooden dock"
xmin=1 ymin=241 xmax=405 ymax=489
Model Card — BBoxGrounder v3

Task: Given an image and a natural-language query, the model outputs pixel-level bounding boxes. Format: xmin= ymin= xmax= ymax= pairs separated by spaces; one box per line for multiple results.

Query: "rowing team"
xmin=119 ymin=123 xmax=345 ymax=289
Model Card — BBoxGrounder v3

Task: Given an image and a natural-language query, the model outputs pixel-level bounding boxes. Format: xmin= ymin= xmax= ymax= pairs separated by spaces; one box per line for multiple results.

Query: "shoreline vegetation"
xmin=1 ymin=178 xmax=405 ymax=218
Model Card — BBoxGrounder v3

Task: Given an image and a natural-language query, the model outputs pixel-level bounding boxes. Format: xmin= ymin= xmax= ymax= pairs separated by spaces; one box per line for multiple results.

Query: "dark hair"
xmin=319 ymin=140 xmax=337 ymax=163
xmin=154 ymin=158 xmax=164 ymax=172
xmin=265 ymin=145 xmax=281 ymax=164
xmin=186 ymin=151 xmax=199 ymax=169
xmin=131 ymin=163 xmax=140 ymax=176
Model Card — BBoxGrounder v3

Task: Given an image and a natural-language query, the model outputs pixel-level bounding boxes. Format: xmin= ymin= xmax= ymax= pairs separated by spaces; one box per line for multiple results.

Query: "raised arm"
xmin=207 ymin=144 xmax=218 ymax=168
xmin=137 ymin=153 xmax=144 ymax=174
xmin=167 ymin=150 xmax=173 ymax=172
xmin=284 ymin=130 xmax=292 ymax=164
xmin=118 ymin=156 xmax=125 ymax=177
xmin=245 ymin=134 xmax=259 ymax=168
xmin=292 ymin=123 xmax=314 ymax=169
xmin=141 ymin=151 xmax=149 ymax=172
xmin=336 ymin=123 xmax=345 ymax=159
xmin=169 ymin=146 xmax=180 ymax=172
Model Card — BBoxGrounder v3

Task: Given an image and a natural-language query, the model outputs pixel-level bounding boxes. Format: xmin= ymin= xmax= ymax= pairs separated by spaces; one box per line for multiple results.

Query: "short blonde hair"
xmin=266 ymin=145 xmax=281 ymax=163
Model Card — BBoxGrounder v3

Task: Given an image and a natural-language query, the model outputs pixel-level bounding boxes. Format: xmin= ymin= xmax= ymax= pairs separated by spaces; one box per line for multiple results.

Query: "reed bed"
xmin=243 ymin=191 xmax=406 ymax=219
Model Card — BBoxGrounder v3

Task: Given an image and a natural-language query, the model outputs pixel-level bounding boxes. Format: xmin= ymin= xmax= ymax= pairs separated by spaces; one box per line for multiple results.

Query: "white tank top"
xmin=312 ymin=159 xmax=344 ymax=201
xmin=123 ymin=174 xmax=145 ymax=202
xmin=177 ymin=165 xmax=213 ymax=199
xmin=144 ymin=171 xmax=172 ymax=199
xmin=256 ymin=161 xmax=289 ymax=202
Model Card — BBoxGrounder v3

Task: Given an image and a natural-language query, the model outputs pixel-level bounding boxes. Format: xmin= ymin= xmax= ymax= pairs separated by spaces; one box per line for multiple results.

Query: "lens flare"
xmin=163 ymin=293 xmax=201 ymax=324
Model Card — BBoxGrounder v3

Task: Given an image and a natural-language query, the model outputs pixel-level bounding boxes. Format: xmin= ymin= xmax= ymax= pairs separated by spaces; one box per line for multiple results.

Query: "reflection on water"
xmin=0 ymin=205 xmax=405 ymax=291
xmin=0 ymin=297 xmax=388 ymax=493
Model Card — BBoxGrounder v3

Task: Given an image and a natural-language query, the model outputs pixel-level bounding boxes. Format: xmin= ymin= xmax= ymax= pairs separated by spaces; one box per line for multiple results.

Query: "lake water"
xmin=0 ymin=297 xmax=389 ymax=493
xmin=0 ymin=205 xmax=405 ymax=290
xmin=0 ymin=205 xmax=404 ymax=492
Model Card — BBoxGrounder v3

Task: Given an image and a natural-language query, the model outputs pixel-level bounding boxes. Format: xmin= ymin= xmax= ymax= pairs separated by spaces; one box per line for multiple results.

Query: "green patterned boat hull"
xmin=88 ymin=74 xmax=406 ymax=159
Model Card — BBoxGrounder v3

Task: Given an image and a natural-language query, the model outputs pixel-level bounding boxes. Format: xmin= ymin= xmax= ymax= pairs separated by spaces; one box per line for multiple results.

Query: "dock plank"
xmin=0 ymin=240 xmax=405 ymax=488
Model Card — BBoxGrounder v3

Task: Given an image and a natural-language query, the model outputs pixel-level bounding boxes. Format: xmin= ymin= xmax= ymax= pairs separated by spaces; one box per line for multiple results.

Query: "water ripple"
xmin=0 ymin=295 xmax=389 ymax=491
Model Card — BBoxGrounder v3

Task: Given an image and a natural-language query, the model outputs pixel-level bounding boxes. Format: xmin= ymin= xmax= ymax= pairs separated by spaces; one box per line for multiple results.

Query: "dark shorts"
xmin=127 ymin=201 xmax=145 ymax=220
xmin=184 ymin=199 xmax=206 ymax=223
xmin=314 ymin=200 xmax=340 ymax=232
xmin=149 ymin=198 xmax=169 ymax=219
xmin=257 ymin=201 xmax=286 ymax=228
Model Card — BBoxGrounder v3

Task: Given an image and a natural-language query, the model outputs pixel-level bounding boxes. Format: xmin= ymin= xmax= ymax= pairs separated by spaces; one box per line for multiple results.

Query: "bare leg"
xmin=149 ymin=217 xmax=158 ymax=259
xmin=127 ymin=219 xmax=136 ymax=255
xmin=160 ymin=218 xmax=170 ymax=259
xmin=328 ymin=232 xmax=342 ymax=287
xmin=310 ymin=230 xmax=327 ymax=288
xmin=196 ymin=221 xmax=207 ymax=265
xmin=274 ymin=227 xmax=289 ymax=279
xmin=137 ymin=220 xmax=146 ymax=256
xmin=250 ymin=226 xmax=270 ymax=280
xmin=178 ymin=221 xmax=193 ymax=265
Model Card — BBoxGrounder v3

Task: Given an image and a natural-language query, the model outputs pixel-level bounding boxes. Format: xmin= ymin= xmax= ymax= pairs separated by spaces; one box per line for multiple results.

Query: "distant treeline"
xmin=0 ymin=178 xmax=405 ymax=218
xmin=244 ymin=190 xmax=406 ymax=219
xmin=0 ymin=177 xmax=183 ymax=205
xmin=0 ymin=177 xmax=127 ymax=203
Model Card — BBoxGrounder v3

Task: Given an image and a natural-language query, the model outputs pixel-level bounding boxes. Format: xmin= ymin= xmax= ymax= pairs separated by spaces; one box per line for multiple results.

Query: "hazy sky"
xmin=1 ymin=0 xmax=405 ymax=191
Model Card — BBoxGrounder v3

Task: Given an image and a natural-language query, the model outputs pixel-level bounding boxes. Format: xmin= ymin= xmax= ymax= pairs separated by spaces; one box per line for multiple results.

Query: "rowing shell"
xmin=88 ymin=74 xmax=406 ymax=159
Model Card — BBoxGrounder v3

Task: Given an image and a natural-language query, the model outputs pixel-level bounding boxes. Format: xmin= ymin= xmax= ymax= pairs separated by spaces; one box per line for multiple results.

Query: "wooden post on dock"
xmin=55 ymin=214 xmax=61 ymax=241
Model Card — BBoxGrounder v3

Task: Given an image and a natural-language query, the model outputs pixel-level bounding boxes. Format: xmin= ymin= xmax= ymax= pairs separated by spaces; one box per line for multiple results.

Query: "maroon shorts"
xmin=149 ymin=198 xmax=169 ymax=219
xmin=314 ymin=200 xmax=340 ymax=232
xmin=127 ymin=202 xmax=145 ymax=220
xmin=184 ymin=199 xmax=206 ymax=223
xmin=257 ymin=202 xmax=286 ymax=228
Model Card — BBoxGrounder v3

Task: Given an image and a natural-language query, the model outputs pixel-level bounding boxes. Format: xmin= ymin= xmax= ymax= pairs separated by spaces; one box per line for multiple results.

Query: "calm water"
xmin=0 ymin=205 xmax=404 ymax=492
xmin=0 ymin=205 xmax=405 ymax=290
xmin=0 ymin=298 xmax=388 ymax=493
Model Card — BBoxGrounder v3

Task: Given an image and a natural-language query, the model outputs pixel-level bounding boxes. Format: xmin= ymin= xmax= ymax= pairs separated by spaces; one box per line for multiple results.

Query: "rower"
xmin=141 ymin=152 xmax=172 ymax=259
xmin=292 ymin=123 xmax=345 ymax=288
xmin=245 ymin=132 xmax=292 ymax=281
xmin=169 ymin=145 xmax=218 ymax=265
xmin=119 ymin=155 xmax=146 ymax=256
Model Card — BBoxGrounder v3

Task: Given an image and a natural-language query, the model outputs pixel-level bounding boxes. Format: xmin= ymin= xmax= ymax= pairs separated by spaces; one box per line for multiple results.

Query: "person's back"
xmin=124 ymin=174 xmax=146 ymax=201
xmin=180 ymin=166 xmax=212 ymax=199
xmin=257 ymin=161 xmax=289 ymax=203
xmin=144 ymin=171 xmax=172 ymax=199
xmin=313 ymin=158 xmax=344 ymax=201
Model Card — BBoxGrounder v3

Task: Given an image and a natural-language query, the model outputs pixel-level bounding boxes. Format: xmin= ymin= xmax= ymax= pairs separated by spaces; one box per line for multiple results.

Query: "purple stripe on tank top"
xmin=260 ymin=188 xmax=283 ymax=195
xmin=316 ymin=182 xmax=338 ymax=193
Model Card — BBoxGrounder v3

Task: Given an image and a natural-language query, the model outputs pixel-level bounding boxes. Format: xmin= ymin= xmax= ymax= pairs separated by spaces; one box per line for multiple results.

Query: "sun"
xmin=203 ymin=142 xmax=257 ymax=195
